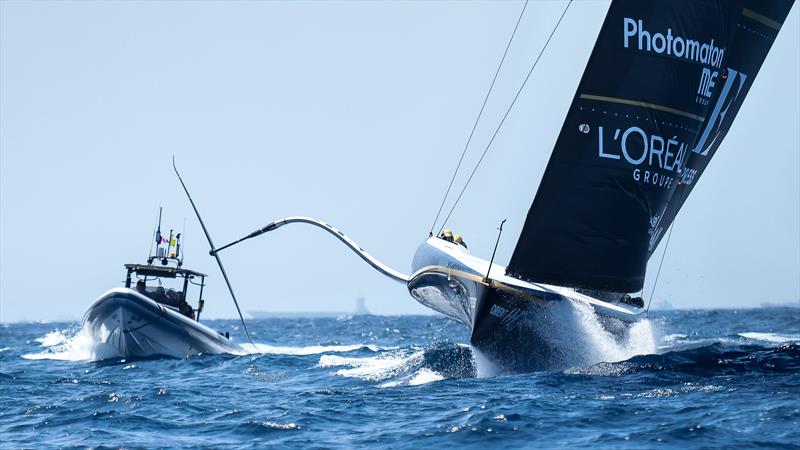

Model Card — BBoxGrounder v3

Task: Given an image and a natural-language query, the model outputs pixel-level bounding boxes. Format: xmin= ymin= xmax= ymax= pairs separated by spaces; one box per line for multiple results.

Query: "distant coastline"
xmin=248 ymin=311 xmax=353 ymax=319
xmin=760 ymin=301 xmax=800 ymax=309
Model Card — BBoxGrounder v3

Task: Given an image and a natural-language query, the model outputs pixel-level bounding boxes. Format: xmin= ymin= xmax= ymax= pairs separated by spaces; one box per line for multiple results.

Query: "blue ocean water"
xmin=1 ymin=307 xmax=798 ymax=449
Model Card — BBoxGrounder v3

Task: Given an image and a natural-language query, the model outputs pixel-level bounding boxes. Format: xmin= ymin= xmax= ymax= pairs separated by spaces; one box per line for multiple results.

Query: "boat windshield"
xmin=134 ymin=281 xmax=195 ymax=319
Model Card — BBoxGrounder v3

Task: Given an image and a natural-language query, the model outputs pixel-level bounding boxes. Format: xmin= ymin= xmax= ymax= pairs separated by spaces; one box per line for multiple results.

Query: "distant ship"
xmin=249 ymin=297 xmax=371 ymax=319
xmin=760 ymin=301 xmax=800 ymax=309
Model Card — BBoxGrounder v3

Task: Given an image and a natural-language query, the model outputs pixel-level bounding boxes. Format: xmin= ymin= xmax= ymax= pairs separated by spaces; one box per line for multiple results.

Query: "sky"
xmin=1 ymin=1 xmax=798 ymax=323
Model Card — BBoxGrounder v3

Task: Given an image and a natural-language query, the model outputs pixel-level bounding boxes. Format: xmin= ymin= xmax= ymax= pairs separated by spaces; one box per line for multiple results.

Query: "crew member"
xmin=440 ymin=229 xmax=454 ymax=242
xmin=454 ymin=234 xmax=468 ymax=249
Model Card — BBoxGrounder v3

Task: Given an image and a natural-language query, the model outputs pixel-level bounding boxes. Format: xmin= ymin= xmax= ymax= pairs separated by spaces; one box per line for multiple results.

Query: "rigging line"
xmin=646 ymin=223 xmax=675 ymax=313
xmin=428 ymin=0 xmax=530 ymax=236
xmin=172 ymin=158 xmax=255 ymax=346
xmin=438 ymin=0 xmax=573 ymax=234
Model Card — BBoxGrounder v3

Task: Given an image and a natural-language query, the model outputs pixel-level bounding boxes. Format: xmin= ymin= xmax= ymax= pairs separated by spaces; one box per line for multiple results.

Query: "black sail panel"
xmin=506 ymin=0 xmax=794 ymax=293
xmin=649 ymin=0 xmax=797 ymax=255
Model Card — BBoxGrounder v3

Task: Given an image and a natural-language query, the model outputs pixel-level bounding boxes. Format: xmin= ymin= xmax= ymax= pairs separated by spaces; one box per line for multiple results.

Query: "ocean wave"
xmin=662 ymin=333 xmax=688 ymax=342
xmin=240 ymin=342 xmax=382 ymax=356
xmin=738 ymin=332 xmax=800 ymax=343
xmin=568 ymin=341 xmax=800 ymax=377
xmin=318 ymin=343 xmax=475 ymax=387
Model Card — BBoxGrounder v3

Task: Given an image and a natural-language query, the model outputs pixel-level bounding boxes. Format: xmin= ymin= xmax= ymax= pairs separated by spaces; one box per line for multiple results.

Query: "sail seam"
xmin=579 ymin=94 xmax=705 ymax=122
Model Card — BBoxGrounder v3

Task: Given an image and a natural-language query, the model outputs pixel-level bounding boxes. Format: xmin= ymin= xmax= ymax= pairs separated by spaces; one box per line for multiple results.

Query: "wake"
xmin=23 ymin=325 xmax=386 ymax=362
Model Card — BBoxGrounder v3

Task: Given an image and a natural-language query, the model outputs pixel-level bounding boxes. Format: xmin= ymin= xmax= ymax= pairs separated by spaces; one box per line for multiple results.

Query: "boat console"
xmin=124 ymin=264 xmax=206 ymax=320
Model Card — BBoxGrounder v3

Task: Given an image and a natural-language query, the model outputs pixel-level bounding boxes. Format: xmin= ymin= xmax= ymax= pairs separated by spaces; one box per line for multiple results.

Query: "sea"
xmin=1 ymin=307 xmax=798 ymax=449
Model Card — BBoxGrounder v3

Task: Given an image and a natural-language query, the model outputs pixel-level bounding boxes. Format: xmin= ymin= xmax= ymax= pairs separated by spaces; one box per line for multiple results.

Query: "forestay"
xmin=507 ymin=0 xmax=795 ymax=293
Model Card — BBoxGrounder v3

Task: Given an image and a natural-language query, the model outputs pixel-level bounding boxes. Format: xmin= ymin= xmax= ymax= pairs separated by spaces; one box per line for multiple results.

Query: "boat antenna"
xmin=148 ymin=207 xmax=161 ymax=261
xmin=484 ymin=219 xmax=507 ymax=284
xmin=149 ymin=206 xmax=164 ymax=264
xmin=646 ymin=223 xmax=675 ymax=313
xmin=172 ymin=157 xmax=255 ymax=346
xmin=429 ymin=0 xmax=529 ymax=236
xmin=181 ymin=216 xmax=187 ymax=265
xmin=156 ymin=206 xmax=163 ymax=247
xmin=438 ymin=0 xmax=573 ymax=235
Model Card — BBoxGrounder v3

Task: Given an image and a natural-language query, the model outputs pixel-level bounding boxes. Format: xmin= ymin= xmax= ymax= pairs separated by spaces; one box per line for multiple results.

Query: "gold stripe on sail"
xmin=579 ymin=94 xmax=706 ymax=122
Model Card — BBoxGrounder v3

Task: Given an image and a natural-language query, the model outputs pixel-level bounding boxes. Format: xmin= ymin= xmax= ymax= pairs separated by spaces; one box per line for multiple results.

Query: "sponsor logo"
xmin=647 ymin=205 xmax=668 ymax=251
xmin=649 ymin=214 xmax=660 ymax=228
xmin=489 ymin=304 xmax=507 ymax=318
xmin=489 ymin=304 xmax=526 ymax=326
xmin=696 ymin=68 xmax=717 ymax=106
xmin=693 ymin=68 xmax=748 ymax=156
xmin=623 ymin=18 xmax=725 ymax=69
xmin=623 ymin=18 xmax=727 ymax=106
xmin=501 ymin=308 xmax=525 ymax=326
xmin=596 ymin=125 xmax=697 ymax=189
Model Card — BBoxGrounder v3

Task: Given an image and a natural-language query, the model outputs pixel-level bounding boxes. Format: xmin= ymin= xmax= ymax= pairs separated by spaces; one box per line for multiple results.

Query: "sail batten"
xmin=578 ymin=94 xmax=706 ymax=122
xmin=506 ymin=0 xmax=795 ymax=293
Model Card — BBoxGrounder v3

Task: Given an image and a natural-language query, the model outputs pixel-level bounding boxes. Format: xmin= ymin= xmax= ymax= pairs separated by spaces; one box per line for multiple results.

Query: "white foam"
xmin=320 ymin=349 xmax=452 ymax=387
xmin=471 ymin=347 xmax=500 ymax=378
xmin=540 ymin=299 xmax=658 ymax=368
xmin=380 ymin=368 xmax=444 ymax=387
xmin=239 ymin=343 xmax=380 ymax=356
xmin=22 ymin=327 xmax=379 ymax=361
xmin=319 ymin=350 xmax=420 ymax=380
xmin=663 ymin=333 xmax=688 ymax=342
xmin=23 ymin=327 xmax=119 ymax=361
xmin=35 ymin=330 xmax=69 ymax=347
xmin=318 ymin=349 xmax=449 ymax=387
xmin=739 ymin=332 xmax=800 ymax=343
xmin=408 ymin=368 xmax=444 ymax=385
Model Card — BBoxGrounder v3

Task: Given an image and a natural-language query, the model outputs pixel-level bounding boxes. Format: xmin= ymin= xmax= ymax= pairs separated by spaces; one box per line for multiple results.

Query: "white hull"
xmin=82 ymin=288 xmax=243 ymax=359
xmin=409 ymin=237 xmax=645 ymax=324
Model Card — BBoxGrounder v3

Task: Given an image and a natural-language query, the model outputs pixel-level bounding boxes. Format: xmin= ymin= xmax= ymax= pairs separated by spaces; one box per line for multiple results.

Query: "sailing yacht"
xmin=410 ymin=0 xmax=797 ymax=369
xmin=184 ymin=0 xmax=796 ymax=371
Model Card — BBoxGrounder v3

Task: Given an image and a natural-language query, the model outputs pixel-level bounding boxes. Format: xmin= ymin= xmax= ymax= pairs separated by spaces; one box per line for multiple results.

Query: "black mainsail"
xmin=506 ymin=0 xmax=795 ymax=293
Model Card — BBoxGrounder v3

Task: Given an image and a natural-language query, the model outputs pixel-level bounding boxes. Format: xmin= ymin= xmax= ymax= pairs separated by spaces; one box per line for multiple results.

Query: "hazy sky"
xmin=1 ymin=1 xmax=798 ymax=322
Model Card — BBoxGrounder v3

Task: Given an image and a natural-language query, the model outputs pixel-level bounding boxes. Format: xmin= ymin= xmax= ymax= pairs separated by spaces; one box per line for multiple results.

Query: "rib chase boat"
xmin=83 ymin=212 xmax=243 ymax=359
xmin=182 ymin=0 xmax=795 ymax=371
